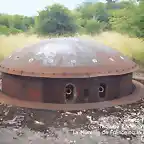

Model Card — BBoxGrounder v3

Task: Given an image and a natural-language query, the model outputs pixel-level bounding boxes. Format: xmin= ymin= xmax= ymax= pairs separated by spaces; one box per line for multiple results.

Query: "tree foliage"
xmin=0 ymin=1 xmax=143 ymax=37
xmin=35 ymin=4 xmax=77 ymax=35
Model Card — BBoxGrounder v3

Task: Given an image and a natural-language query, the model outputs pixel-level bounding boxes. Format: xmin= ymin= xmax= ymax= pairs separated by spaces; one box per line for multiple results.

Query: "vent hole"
xmin=98 ymin=83 xmax=106 ymax=98
xmin=64 ymin=84 xmax=76 ymax=103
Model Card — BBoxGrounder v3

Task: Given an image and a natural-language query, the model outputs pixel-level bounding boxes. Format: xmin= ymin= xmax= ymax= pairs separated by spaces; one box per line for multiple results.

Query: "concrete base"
xmin=0 ymin=80 xmax=143 ymax=111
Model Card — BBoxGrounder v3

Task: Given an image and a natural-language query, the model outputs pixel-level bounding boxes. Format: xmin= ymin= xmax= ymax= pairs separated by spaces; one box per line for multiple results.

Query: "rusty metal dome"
xmin=0 ymin=37 xmax=138 ymax=78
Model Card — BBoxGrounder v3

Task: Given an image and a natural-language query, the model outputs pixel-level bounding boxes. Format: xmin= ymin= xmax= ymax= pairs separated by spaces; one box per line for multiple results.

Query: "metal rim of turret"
xmin=0 ymin=80 xmax=143 ymax=111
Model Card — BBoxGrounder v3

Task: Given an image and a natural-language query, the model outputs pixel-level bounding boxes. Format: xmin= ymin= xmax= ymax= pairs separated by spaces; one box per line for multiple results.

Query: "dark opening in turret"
xmin=64 ymin=83 xmax=76 ymax=103
xmin=99 ymin=83 xmax=106 ymax=98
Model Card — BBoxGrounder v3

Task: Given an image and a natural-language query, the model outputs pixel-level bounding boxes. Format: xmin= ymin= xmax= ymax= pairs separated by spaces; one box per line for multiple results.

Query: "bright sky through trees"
xmin=0 ymin=0 xmax=86 ymax=16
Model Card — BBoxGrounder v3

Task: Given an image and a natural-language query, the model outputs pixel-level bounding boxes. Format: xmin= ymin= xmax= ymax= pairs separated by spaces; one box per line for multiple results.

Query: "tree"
xmin=85 ymin=20 xmax=102 ymax=34
xmin=35 ymin=4 xmax=77 ymax=35
xmin=0 ymin=14 xmax=10 ymax=27
xmin=75 ymin=2 xmax=110 ymax=33
xmin=109 ymin=1 xmax=144 ymax=37
xmin=23 ymin=16 xmax=35 ymax=30
xmin=0 ymin=1 xmax=144 ymax=37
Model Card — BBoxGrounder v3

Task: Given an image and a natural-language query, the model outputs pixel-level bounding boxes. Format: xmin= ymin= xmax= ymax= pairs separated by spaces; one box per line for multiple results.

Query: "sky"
xmin=0 ymin=0 xmax=86 ymax=16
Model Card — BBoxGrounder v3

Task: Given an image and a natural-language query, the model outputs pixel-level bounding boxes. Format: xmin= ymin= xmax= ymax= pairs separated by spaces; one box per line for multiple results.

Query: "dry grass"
xmin=0 ymin=33 xmax=41 ymax=59
xmin=82 ymin=32 xmax=144 ymax=63
xmin=0 ymin=31 xmax=144 ymax=63
xmin=94 ymin=32 xmax=144 ymax=58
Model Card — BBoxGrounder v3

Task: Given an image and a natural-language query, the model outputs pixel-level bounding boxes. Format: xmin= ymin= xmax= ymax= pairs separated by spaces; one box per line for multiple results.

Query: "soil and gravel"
xmin=1 ymin=99 xmax=144 ymax=144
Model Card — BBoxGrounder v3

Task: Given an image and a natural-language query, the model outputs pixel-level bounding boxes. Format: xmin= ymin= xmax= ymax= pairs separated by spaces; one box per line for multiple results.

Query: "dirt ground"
xmin=0 ymin=99 xmax=144 ymax=144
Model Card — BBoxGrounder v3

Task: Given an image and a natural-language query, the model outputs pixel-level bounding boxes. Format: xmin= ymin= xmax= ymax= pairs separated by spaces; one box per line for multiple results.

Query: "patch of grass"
xmin=0 ymin=32 xmax=144 ymax=64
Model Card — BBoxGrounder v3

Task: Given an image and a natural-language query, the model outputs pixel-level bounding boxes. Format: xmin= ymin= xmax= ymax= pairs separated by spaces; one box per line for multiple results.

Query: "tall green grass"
xmin=0 ymin=25 xmax=23 ymax=35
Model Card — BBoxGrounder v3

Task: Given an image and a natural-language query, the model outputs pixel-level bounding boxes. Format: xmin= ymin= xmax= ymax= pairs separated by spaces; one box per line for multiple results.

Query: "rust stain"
xmin=0 ymin=80 xmax=143 ymax=110
xmin=28 ymin=89 xmax=41 ymax=100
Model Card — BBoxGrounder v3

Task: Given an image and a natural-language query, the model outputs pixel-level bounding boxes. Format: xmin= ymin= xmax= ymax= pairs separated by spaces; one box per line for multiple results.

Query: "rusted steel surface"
xmin=1 ymin=73 xmax=43 ymax=102
xmin=1 ymin=73 xmax=133 ymax=104
xmin=0 ymin=37 xmax=138 ymax=78
xmin=0 ymin=80 xmax=143 ymax=111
